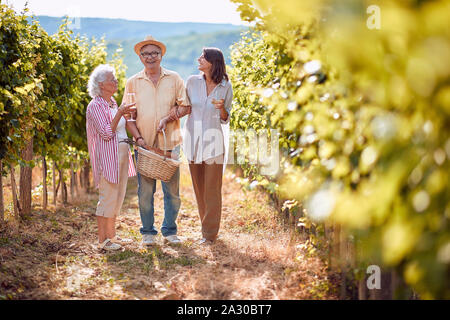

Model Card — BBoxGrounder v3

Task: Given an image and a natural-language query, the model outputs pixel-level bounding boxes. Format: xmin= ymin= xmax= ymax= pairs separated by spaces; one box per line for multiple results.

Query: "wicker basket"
xmin=136 ymin=130 xmax=180 ymax=182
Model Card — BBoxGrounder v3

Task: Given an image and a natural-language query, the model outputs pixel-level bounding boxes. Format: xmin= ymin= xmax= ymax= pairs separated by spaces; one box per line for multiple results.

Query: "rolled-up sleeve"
xmin=87 ymin=102 xmax=114 ymax=141
xmin=176 ymin=75 xmax=190 ymax=106
xmin=122 ymin=81 xmax=130 ymax=104
xmin=220 ymin=84 xmax=233 ymax=125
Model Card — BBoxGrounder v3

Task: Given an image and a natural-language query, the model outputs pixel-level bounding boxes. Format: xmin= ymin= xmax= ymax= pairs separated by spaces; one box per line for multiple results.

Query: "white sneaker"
xmin=113 ymin=236 xmax=133 ymax=245
xmin=197 ymin=238 xmax=213 ymax=245
xmin=99 ymin=239 xmax=122 ymax=251
xmin=164 ymin=235 xmax=182 ymax=244
xmin=142 ymin=234 xmax=156 ymax=246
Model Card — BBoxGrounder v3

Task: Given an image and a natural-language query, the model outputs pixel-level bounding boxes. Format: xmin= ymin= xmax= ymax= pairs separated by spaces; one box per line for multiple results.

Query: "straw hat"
xmin=134 ymin=35 xmax=166 ymax=56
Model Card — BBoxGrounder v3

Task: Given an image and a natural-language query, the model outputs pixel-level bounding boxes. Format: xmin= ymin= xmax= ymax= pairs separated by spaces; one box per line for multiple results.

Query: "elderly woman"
xmin=86 ymin=64 xmax=136 ymax=251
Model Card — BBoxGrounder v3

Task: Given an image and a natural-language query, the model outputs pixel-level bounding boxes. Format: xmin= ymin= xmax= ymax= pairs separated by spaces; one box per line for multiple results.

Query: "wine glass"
xmin=127 ymin=93 xmax=137 ymax=122
xmin=211 ymin=91 xmax=222 ymax=119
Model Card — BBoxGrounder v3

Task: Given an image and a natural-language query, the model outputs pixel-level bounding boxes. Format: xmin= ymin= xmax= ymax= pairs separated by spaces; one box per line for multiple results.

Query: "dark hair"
xmin=203 ymin=47 xmax=229 ymax=84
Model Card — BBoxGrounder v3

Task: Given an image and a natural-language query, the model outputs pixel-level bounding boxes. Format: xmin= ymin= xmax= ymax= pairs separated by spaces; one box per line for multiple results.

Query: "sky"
xmin=4 ymin=0 xmax=246 ymax=25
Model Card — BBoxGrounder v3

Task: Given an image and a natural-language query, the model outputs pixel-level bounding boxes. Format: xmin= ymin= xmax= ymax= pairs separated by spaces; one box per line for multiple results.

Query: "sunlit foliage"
xmin=230 ymin=0 xmax=449 ymax=299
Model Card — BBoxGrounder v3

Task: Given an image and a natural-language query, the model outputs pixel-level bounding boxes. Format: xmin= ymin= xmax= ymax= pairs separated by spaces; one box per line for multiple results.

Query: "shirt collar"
xmin=199 ymin=74 xmax=227 ymax=87
xmin=218 ymin=78 xmax=227 ymax=87
xmin=96 ymin=96 xmax=116 ymax=107
xmin=161 ymin=67 xmax=170 ymax=77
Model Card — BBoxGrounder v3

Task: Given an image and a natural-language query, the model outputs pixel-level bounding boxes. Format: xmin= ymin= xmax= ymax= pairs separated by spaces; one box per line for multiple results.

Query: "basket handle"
xmin=161 ymin=129 xmax=168 ymax=160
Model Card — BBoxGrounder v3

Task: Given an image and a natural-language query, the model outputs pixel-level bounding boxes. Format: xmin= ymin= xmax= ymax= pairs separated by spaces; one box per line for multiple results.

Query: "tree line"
xmin=0 ymin=4 xmax=126 ymax=220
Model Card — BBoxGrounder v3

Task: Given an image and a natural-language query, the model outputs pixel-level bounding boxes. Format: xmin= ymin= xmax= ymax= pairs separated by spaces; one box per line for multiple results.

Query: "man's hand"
xmin=136 ymin=137 xmax=150 ymax=150
xmin=157 ymin=104 xmax=192 ymax=133
xmin=157 ymin=118 xmax=169 ymax=133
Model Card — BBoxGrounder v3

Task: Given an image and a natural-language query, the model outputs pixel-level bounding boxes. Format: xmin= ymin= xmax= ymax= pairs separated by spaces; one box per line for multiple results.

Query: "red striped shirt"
xmin=86 ymin=96 xmax=136 ymax=188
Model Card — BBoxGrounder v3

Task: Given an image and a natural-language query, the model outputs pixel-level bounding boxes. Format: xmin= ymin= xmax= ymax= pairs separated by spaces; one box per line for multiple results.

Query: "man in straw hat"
xmin=125 ymin=35 xmax=191 ymax=246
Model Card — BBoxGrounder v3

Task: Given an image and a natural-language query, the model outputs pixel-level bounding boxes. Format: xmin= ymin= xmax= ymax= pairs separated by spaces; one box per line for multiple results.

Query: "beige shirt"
xmin=124 ymin=67 xmax=190 ymax=150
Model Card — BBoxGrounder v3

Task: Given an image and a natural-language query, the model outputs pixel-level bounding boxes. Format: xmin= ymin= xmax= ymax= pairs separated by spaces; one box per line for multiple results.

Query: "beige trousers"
xmin=188 ymin=155 xmax=224 ymax=241
xmin=96 ymin=143 xmax=129 ymax=218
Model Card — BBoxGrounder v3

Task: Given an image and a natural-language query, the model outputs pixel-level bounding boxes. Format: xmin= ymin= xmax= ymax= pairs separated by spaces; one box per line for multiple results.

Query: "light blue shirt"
xmin=183 ymin=74 xmax=233 ymax=164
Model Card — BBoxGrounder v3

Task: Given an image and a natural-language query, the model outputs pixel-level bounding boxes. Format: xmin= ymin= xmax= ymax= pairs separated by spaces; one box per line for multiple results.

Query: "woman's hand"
xmin=212 ymin=99 xmax=225 ymax=110
xmin=212 ymin=98 xmax=228 ymax=121
xmin=111 ymin=102 xmax=136 ymax=133
xmin=119 ymin=102 xmax=136 ymax=118
xmin=177 ymin=105 xmax=192 ymax=117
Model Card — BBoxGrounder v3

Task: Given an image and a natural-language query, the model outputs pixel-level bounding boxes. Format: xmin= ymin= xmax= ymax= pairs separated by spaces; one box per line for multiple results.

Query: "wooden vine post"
xmin=0 ymin=160 xmax=3 ymax=222
xmin=83 ymin=160 xmax=90 ymax=193
xmin=70 ymin=162 xmax=75 ymax=201
xmin=19 ymin=137 xmax=33 ymax=217
xmin=10 ymin=166 xmax=21 ymax=218
xmin=42 ymin=156 xmax=48 ymax=210
xmin=61 ymin=169 xmax=68 ymax=205
xmin=52 ymin=161 xmax=57 ymax=206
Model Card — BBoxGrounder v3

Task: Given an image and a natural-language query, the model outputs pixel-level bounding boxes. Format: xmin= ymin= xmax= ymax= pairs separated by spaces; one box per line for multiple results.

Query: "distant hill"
xmin=35 ymin=15 xmax=244 ymax=40
xmin=34 ymin=16 xmax=246 ymax=80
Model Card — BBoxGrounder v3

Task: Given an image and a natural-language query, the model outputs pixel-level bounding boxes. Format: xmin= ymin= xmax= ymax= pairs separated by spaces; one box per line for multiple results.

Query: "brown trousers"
xmin=188 ymin=156 xmax=224 ymax=241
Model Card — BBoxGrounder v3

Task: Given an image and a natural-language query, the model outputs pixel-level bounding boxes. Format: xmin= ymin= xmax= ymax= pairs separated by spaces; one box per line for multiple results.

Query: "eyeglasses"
xmin=140 ymin=51 xmax=161 ymax=59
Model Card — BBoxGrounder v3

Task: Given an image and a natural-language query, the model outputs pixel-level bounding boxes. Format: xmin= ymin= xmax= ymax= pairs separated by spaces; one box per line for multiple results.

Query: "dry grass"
xmin=0 ymin=164 xmax=338 ymax=300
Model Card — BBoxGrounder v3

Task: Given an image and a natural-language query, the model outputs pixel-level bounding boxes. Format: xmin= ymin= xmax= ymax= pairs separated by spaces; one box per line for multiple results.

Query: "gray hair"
xmin=87 ymin=64 xmax=116 ymax=98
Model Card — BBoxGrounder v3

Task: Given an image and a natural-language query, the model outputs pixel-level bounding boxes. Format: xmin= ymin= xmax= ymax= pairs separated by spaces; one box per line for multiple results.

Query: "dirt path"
xmin=0 ymin=165 xmax=338 ymax=300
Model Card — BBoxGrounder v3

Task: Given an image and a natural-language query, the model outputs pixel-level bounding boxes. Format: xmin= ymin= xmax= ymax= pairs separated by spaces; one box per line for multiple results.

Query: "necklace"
xmin=100 ymin=96 xmax=114 ymax=108
xmin=205 ymin=80 xmax=217 ymax=96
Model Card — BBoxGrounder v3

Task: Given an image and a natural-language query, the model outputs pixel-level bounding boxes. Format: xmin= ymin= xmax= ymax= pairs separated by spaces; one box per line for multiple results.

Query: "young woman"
xmin=186 ymin=48 xmax=232 ymax=243
xmin=185 ymin=48 xmax=233 ymax=243
xmin=158 ymin=47 xmax=232 ymax=244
